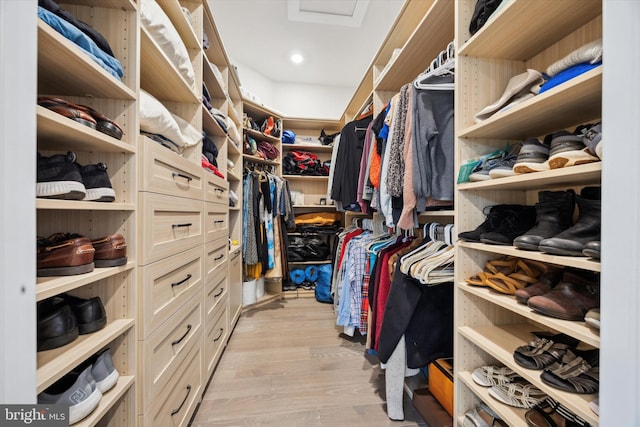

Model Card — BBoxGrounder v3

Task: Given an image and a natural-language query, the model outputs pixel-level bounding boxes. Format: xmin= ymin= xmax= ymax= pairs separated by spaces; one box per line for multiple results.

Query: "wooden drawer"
xmin=205 ymin=239 xmax=228 ymax=281
xmin=140 ymin=136 xmax=205 ymax=200
xmin=138 ymin=246 xmax=204 ymax=339
xmin=139 ymin=192 xmax=204 ymax=265
xmin=140 ymin=339 xmax=202 ymax=427
xmin=140 ymin=294 xmax=203 ymax=411
xmin=205 ymin=260 xmax=228 ymax=320
xmin=204 ymin=299 xmax=228 ymax=380
xmin=205 ymin=172 xmax=229 ymax=204
xmin=205 ymin=201 xmax=228 ymax=243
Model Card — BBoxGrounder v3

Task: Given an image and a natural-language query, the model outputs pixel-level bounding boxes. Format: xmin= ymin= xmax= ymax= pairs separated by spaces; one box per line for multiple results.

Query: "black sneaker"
xmin=78 ymin=163 xmax=115 ymax=202
xmin=37 ymin=151 xmax=86 ymax=200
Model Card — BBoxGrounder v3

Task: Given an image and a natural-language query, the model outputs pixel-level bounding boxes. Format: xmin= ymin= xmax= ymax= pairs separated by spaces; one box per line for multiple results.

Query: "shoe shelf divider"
xmin=36 ymin=1 xmax=139 ymax=425
xmin=453 ymin=0 xmax=602 ymax=425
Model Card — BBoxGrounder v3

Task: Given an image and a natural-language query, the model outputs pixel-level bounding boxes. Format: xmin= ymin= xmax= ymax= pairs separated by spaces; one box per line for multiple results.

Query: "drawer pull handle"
xmin=172 ymin=172 xmax=193 ymax=182
xmin=171 ymin=324 xmax=192 ymax=346
xmin=214 ymin=188 xmax=224 ymax=193
xmin=172 ymin=223 xmax=192 ymax=229
xmin=214 ymin=220 xmax=225 ymax=224
xmin=214 ymin=254 xmax=224 ymax=261
xmin=214 ymin=287 xmax=224 ymax=298
xmin=231 ymin=251 xmax=240 ymax=260
xmin=213 ymin=328 xmax=224 ymax=342
xmin=171 ymin=274 xmax=192 ymax=288
xmin=170 ymin=384 xmax=192 ymax=416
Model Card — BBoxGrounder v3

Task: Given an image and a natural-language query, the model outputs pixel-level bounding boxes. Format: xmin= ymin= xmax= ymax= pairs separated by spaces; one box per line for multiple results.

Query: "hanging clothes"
xmin=330 ymin=115 xmax=373 ymax=210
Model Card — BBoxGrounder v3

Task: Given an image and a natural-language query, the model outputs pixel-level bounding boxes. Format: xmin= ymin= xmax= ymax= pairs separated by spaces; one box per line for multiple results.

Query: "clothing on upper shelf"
xmin=38 ymin=7 xmax=123 ymax=79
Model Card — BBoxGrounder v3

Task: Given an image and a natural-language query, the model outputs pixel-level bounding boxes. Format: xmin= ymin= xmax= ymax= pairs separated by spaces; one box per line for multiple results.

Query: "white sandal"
xmin=488 ymin=382 xmax=547 ymax=409
xmin=471 ymin=365 xmax=521 ymax=387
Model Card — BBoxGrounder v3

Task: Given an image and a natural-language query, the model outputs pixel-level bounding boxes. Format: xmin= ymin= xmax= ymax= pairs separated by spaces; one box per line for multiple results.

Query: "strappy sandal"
xmin=463 ymin=403 xmax=508 ymax=427
xmin=488 ymin=382 xmax=547 ymax=409
xmin=472 ymin=365 xmax=521 ymax=387
xmin=513 ymin=332 xmax=580 ymax=370
xmin=540 ymin=349 xmax=599 ymax=394
xmin=486 ymin=259 xmax=545 ymax=295
xmin=525 ymin=397 xmax=590 ymax=427
xmin=465 ymin=256 xmax=517 ymax=287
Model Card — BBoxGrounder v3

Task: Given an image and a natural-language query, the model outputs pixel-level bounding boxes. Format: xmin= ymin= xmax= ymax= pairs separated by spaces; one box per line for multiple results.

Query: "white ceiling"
xmin=207 ymin=0 xmax=405 ymax=89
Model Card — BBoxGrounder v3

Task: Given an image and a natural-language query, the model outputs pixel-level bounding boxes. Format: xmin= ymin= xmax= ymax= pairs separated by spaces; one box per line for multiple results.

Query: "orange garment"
xmin=369 ymin=148 xmax=381 ymax=188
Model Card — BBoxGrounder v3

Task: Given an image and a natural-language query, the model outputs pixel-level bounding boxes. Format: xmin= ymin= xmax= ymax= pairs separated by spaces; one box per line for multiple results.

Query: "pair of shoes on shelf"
xmin=470 ymin=363 xmax=547 ymax=410
xmin=37 ymin=232 xmax=128 ymax=277
xmin=458 ymin=204 xmax=537 ymax=246
xmin=38 ymin=96 xmax=123 ymax=140
xmin=463 ymin=402 xmax=508 ymax=427
xmin=465 ymin=256 xmax=550 ymax=295
xmin=469 ymin=143 xmax=522 ymax=181
xmin=37 ymin=151 xmax=116 ymax=202
xmin=38 ymin=348 xmax=120 ymax=425
xmin=526 ymin=397 xmax=591 ymax=427
xmin=515 ymin=187 xmax=601 ymax=257
xmin=37 ymin=294 xmax=107 ymax=351
xmin=515 ymin=268 xmax=600 ymax=321
xmin=512 ymin=122 xmax=602 ymax=174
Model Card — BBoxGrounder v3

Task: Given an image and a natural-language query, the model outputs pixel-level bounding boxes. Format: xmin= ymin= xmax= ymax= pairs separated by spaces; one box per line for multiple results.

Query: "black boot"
xmin=479 ymin=205 xmax=537 ymax=245
xmin=539 ymin=187 xmax=601 ymax=256
xmin=514 ymin=190 xmax=576 ymax=251
xmin=458 ymin=204 xmax=525 ymax=242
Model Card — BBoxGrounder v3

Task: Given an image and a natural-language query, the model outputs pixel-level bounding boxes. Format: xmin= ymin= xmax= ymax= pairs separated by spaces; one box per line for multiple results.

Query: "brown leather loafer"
xmin=91 ymin=234 xmax=127 ymax=267
xmin=37 ymin=233 xmax=95 ymax=277
xmin=527 ymin=271 xmax=600 ymax=321
xmin=37 ymin=96 xmax=123 ymax=139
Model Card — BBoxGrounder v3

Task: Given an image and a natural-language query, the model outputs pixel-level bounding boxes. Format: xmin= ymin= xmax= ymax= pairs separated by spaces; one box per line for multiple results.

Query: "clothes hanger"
xmin=414 ymin=41 xmax=455 ymax=90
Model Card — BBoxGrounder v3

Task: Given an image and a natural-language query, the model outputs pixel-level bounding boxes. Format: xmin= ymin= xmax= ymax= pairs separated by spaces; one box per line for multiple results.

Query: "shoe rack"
xmin=453 ymin=1 xmax=602 ymax=426
xmin=36 ymin=1 xmax=138 ymax=426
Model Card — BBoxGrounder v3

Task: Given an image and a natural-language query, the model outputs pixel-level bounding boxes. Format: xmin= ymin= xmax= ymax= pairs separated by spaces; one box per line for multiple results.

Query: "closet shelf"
xmin=459 ymin=67 xmax=602 ymax=140
xmin=228 ymin=102 xmax=242 ymax=127
xmin=36 ymin=261 xmax=136 ymax=302
xmin=458 ymin=283 xmax=600 ymax=348
xmin=75 ymin=0 xmax=136 ymax=10
xmin=140 ymin=26 xmax=200 ymax=104
xmin=288 ymin=260 xmax=332 ymax=265
xmin=37 ymin=106 xmax=137 ymax=154
xmin=74 ymin=375 xmax=135 ymax=427
xmin=282 ymin=144 xmax=333 ymax=153
xmin=227 ymin=170 xmax=241 ymax=182
xmin=417 ymin=210 xmax=455 ymax=219
xmin=282 ymin=175 xmax=328 ymax=180
xmin=229 ymin=205 xmax=240 ymax=211
xmin=458 ymin=371 xmax=528 ymax=427
xmin=243 ymin=128 xmax=281 ymax=145
xmin=458 ymin=0 xmax=602 ymax=60
xmin=37 ymin=318 xmax=135 ymax=393
xmin=36 ymin=200 xmax=137 ymax=211
xmin=457 ymin=163 xmax=602 ymax=192
xmin=203 ymin=59 xmax=228 ymax=99
xmin=228 ymin=137 xmax=242 ymax=156
xmin=457 ymin=242 xmax=601 ymax=273
xmin=37 ymin=21 xmax=136 ymax=99
xmin=458 ymin=324 xmax=599 ymax=427
xmin=374 ymin=0 xmax=454 ymax=91
xmin=242 ymin=154 xmax=280 ymax=166
xmin=156 ymin=0 xmax=201 ymax=50
xmin=202 ymin=105 xmax=228 ymax=137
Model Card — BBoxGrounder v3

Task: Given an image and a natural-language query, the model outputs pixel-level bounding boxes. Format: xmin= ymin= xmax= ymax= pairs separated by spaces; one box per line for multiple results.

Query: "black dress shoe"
xmin=60 ymin=294 xmax=107 ymax=334
xmin=37 ymin=297 xmax=79 ymax=351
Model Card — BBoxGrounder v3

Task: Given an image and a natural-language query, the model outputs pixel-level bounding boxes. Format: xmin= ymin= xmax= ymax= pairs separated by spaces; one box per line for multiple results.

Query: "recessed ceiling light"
xmin=291 ymin=53 xmax=304 ymax=64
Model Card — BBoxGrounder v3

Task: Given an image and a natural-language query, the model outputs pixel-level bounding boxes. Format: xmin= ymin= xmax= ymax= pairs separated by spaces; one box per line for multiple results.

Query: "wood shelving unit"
xmin=454 ymin=0 xmax=602 ymax=425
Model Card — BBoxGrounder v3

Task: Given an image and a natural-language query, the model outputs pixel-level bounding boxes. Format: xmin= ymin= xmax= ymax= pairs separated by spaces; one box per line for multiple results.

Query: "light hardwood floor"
xmin=191 ymin=297 xmax=428 ymax=426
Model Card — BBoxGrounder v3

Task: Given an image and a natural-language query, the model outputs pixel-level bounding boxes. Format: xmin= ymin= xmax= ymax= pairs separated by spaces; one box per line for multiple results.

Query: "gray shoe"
xmin=488 ymin=143 xmax=522 ymax=178
xmin=38 ymin=365 xmax=102 ymax=424
xmin=91 ymin=348 xmax=120 ymax=393
xmin=513 ymin=137 xmax=551 ymax=174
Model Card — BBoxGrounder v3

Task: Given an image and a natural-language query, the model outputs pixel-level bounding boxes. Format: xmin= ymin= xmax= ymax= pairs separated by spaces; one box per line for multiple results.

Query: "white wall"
xmin=233 ymin=60 xmax=350 ymax=119
xmin=273 ymin=82 xmax=352 ymax=119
